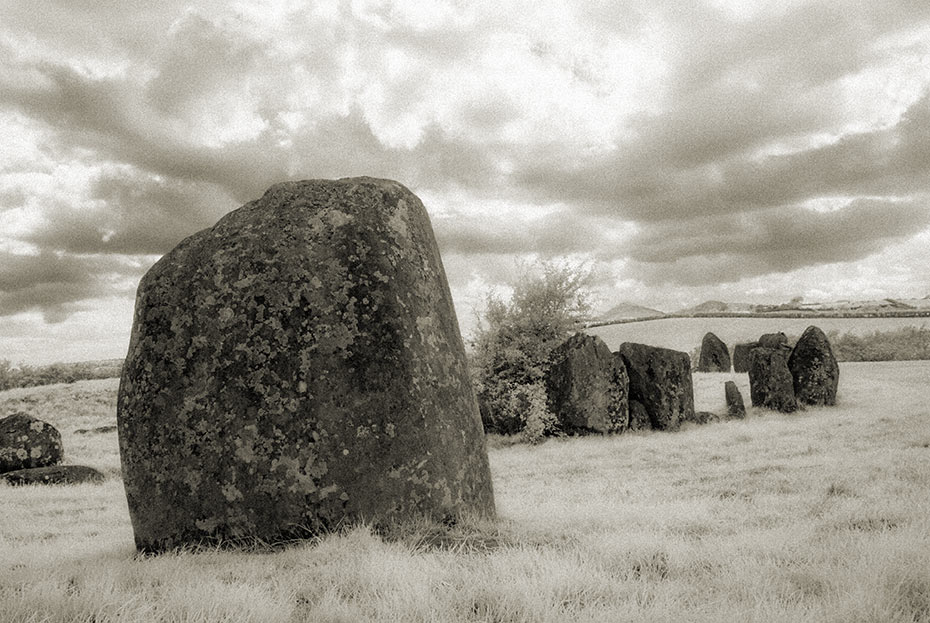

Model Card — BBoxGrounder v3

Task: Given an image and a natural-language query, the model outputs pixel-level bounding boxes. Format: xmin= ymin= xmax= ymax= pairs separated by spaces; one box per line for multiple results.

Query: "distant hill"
xmin=679 ymin=300 xmax=728 ymax=314
xmin=598 ymin=302 xmax=665 ymax=321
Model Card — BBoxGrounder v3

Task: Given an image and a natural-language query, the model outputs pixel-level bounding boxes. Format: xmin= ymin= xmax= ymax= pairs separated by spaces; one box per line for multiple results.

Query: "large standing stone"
xmin=724 ymin=381 xmax=746 ymax=419
xmin=118 ymin=177 xmax=495 ymax=552
xmin=732 ymin=343 xmax=755 ymax=373
xmin=617 ymin=343 xmax=694 ymax=430
xmin=748 ymin=345 xmax=798 ymax=413
xmin=697 ymin=332 xmax=731 ymax=372
xmin=0 ymin=413 xmax=63 ymax=474
xmin=758 ymin=332 xmax=789 ymax=348
xmin=788 ymin=325 xmax=839 ymax=406
xmin=627 ymin=400 xmax=651 ymax=432
xmin=545 ymin=333 xmax=628 ymax=434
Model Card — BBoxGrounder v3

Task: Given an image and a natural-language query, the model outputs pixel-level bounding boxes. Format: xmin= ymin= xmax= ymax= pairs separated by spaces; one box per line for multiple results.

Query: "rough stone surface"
xmin=697 ymin=332 xmax=731 ymax=372
xmin=691 ymin=410 xmax=720 ymax=425
xmin=788 ymin=325 xmax=839 ymax=406
xmin=1 ymin=465 xmax=105 ymax=486
xmin=545 ymin=334 xmax=629 ymax=434
xmin=732 ymin=343 xmax=755 ymax=373
xmin=118 ymin=177 xmax=495 ymax=552
xmin=724 ymin=381 xmax=746 ymax=418
xmin=0 ymin=413 xmax=63 ymax=474
xmin=758 ymin=332 xmax=789 ymax=349
xmin=628 ymin=400 xmax=651 ymax=432
xmin=617 ymin=343 xmax=694 ymax=430
xmin=748 ymin=346 xmax=798 ymax=413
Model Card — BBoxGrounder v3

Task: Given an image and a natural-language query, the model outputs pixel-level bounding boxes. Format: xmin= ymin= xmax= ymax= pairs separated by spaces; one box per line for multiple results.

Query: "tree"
xmin=470 ymin=260 xmax=593 ymax=441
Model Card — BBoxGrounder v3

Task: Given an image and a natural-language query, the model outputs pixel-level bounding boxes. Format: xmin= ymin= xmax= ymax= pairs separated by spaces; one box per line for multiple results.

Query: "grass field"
xmin=2 ymin=362 xmax=930 ymax=622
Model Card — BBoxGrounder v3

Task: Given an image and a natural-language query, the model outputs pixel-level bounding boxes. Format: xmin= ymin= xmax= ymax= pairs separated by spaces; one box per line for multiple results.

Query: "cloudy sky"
xmin=2 ymin=0 xmax=930 ymax=365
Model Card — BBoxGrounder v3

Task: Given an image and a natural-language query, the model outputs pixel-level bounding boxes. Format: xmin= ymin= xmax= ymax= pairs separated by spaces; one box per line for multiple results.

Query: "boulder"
xmin=0 ymin=413 xmax=63 ymax=474
xmin=758 ymin=332 xmax=789 ymax=348
xmin=697 ymin=332 xmax=731 ymax=372
xmin=748 ymin=346 xmax=798 ymax=413
xmin=724 ymin=381 xmax=746 ymax=418
xmin=788 ymin=325 xmax=839 ymax=406
xmin=1 ymin=465 xmax=105 ymax=486
xmin=691 ymin=410 xmax=720 ymax=425
xmin=118 ymin=177 xmax=495 ymax=552
xmin=732 ymin=343 xmax=755 ymax=373
xmin=617 ymin=343 xmax=694 ymax=430
xmin=628 ymin=400 xmax=651 ymax=432
xmin=545 ymin=334 xmax=628 ymax=434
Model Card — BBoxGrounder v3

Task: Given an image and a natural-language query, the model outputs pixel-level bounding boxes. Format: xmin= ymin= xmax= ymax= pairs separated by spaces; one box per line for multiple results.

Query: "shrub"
xmin=470 ymin=261 xmax=592 ymax=437
xmin=828 ymin=325 xmax=930 ymax=362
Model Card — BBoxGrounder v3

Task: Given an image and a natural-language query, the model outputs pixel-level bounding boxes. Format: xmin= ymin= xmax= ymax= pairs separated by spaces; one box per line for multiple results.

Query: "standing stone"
xmin=0 ymin=413 xmax=63 ymax=474
xmin=732 ymin=343 xmax=755 ymax=373
xmin=724 ymin=381 xmax=746 ymax=419
xmin=788 ymin=325 xmax=839 ymax=406
xmin=758 ymin=332 xmax=789 ymax=348
xmin=748 ymin=345 xmax=798 ymax=413
xmin=697 ymin=332 xmax=731 ymax=372
xmin=617 ymin=343 xmax=694 ymax=430
xmin=118 ymin=177 xmax=495 ymax=552
xmin=545 ymin=334 xmax=628 ymax=434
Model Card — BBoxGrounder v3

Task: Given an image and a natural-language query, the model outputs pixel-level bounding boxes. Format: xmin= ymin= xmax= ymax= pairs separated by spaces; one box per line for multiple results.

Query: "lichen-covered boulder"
xmin=697 ymin=332 xmax=731 ymax=372
xmin=748 ymin=345 xmax=798 ymax=413
xmin=732 ymin=343 xmax=755 ymax=373
xmin=758 ymin=332 xmax=789 ymax=348
xmin=724 ymin=381 xmax=746 ymax=419
xmin=1 ymin=465 xmax=105 ymax=486
xmin=545 ymin=334 xmax=628 ymax=434
xmin=617 ymin=343 xmax=694 ymax=430
xmin=788 ymin=325 xmax=839 ymax=406
xmin=118 ymin=177 xmax=495 ymax=552
xmin=0 ymin=413 xmax=63 ymax=473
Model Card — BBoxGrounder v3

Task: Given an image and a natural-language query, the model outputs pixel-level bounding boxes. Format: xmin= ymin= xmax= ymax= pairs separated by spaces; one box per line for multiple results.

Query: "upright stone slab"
xmin=748 ymin=345 xmax=798 ymax=413
xmin=724 ymin=381 xmax=746 ymax=419
xmin=732 ymin=343 xmax=755 ymax=373
xmin=788 ymin=325 xmax=839 ymax=406
xmin=617 ymin=343 xmax=694 ymax=430
xmin=0 ymin=413 xmax=63 ymax=473
xmin=758 ymin=332 xmax=789 ymax=348
xmin=697 ymin=332 xmax=731 ymax=372
xmin=545 ymin=333 xmax=628 ymax=434
xmin=118 ymin=177 xmax=495 ymax=552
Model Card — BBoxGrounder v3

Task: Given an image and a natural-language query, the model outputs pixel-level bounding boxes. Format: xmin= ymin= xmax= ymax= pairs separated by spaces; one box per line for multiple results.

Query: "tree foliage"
xmin=470 ymin=261 xmax=593 ymax=441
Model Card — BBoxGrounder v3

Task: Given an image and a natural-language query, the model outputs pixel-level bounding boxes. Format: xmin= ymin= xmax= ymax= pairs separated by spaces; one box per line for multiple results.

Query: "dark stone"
xmin=724 ymin=381 xmax=746 ymax=418
xmin=732 ymin=343 xmax=756 ymax=373
xmin=758 ymin=332 xmax=789 ymax=348
xmin=1 ymin=465 xmax=105 ymax=486
xmin=697 ymin=332 xmax=731 ymax=372
xmin=628 ymin=400 xmax=651 ymax=432
xmin=748 ymin=346 xmax=798 ymax=413
xmin=74 ymin=425 xmax=118 ymax=435
xmin=545 ymin=334 xmax=629 ymax=434
xmin=0 ymin=413 xmax=63 ymax=474
xmin=118 ymin=177 xmax=495 ymax=552
xmin=617 ymin=343 xmax=694 ymax=430
xmin=788 ymin=326 xmax=839 ymax=406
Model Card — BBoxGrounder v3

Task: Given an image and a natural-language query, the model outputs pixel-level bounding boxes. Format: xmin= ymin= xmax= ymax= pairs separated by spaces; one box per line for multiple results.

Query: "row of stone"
xmin=0 ymin=412 xmax=105 ymax=485
xmin=747 ymin=327 xmax=839 ymax=413
xmin=539 ymin=334 xmax=745 ymax=436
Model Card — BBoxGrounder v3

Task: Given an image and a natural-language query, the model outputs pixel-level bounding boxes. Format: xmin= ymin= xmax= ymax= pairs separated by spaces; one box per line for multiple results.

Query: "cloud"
xmin=626 ymin=198 xmax=930 ymax=285
xmin=0 ymin=251 xmax=144 ymax=322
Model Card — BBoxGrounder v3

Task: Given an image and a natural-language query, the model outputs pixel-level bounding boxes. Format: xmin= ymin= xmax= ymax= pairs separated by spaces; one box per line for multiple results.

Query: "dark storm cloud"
xmin=24 ymin=171 xmax=235 ymax=255
xmin=626 ymin=198 xmax=930 ymax=285
xmin=0 ymin=251 xmax=143 ymax=322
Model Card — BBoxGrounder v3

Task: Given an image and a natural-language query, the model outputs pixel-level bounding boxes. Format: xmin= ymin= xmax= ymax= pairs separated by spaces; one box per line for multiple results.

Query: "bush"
xmin=828 ymin=326 xmax=930 ymax=362
xmin=0 ymin=359 xmax=123 ymax=391
xmin=470 ymin=261 xmax=592 ymax=438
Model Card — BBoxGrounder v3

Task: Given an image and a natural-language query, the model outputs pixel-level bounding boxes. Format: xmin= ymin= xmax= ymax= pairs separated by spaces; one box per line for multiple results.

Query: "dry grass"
xmin=2 ymin=363 xmax=930 ymax=622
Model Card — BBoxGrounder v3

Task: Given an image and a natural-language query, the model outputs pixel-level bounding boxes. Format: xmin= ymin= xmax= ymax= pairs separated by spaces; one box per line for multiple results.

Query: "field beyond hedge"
xmin=2 ymin=362 xmax=930 ymax=622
